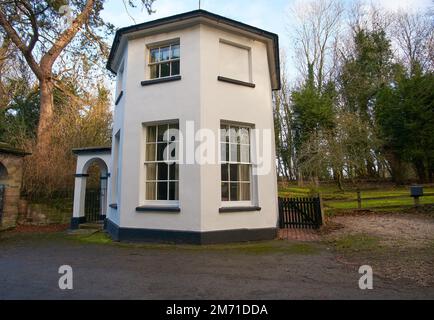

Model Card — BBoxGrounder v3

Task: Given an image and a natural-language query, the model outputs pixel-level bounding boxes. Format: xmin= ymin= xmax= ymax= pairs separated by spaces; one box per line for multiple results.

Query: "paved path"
xmin=0 ymin=233 xmax=433 ymax=300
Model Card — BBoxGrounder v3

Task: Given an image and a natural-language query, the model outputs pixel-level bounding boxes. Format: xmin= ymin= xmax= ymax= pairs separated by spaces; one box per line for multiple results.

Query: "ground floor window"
xmin=220 ymin=123 xmax=252 ymax=202
xmin=145 ymin=122 xmax=179 ymax=201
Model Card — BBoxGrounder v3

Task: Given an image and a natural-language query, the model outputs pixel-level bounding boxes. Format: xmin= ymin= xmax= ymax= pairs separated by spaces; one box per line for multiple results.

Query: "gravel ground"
xmin=325 ymin=212 xmax=434 ymax=287
xmin=1 ymin=232 xmax=434 ymax=300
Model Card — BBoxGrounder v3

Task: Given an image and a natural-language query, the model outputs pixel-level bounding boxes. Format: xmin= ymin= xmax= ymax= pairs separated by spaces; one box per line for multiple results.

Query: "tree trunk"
xmin=413 ymin=159 xmax=426 ymax=183
xmin=36 ymin=79 xmax=54 ymax=152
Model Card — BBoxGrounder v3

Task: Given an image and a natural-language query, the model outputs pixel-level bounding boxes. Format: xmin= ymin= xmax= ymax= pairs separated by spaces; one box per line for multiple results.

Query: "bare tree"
xmin=289 ymin=0 xmax=344 ymax=90
xmin=392 ymin=9 xmax=434 ymax=74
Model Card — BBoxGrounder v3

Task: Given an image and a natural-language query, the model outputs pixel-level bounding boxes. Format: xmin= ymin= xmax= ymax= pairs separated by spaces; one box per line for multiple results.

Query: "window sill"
xmin=109 ymin=203 xmax=118 ymax=210
xmin=217 ymin=76 xmax=255 ymax=88
xmin=141 ymin=76 xmax=182 ymax=86
xmin=115 ymin=91 xmax=124 ymax=106
xmin=136 ymin=206 xmax=181 ymax=213
xmin=219 ymin=206 xmax=261 ymax=213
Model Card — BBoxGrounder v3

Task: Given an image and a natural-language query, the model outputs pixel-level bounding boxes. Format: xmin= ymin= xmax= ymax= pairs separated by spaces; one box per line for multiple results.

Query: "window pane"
xmin=157 ymin=163 xmax=168 ymax=181
xmin=160 ymin=46 xmax=170 ymax=61
xmin=158 ymin=125 xmax=169 ymax=142
xmin=146 ymin=143 xmax=156 ymax=161
xmin=220 ymin=125 xmax=229 ymax=143
xmin=167 ymin=142 xmax=178 ymax=162
xmin=240 ymin=183 xmax=251 ymax=201
xmin=146 ymin=182 xmax=156 ymax=200
xmin=221 ymin=183 xmax=229 ymax=201
xmin=230 ymin=183 xmax=239 ymax=201
xmin=240 ymin=145 xmax=250 ymax=163
xmin=146 ymin=163 xmax=157 ymax=181
xmin=150 ymin=48 xmax=159 ymax=63
xmin=230 ymin=144 xmax=240 ymax=162
xmin=230 ymin=164 xmax=239 ymax=182
xmin=171 ymin=44 xmax=180 ymax=59
xmin=169 ymin=123 xmax=179 ymax=141
xmin=221 ymin=164 xmax=229 ymax=182
xmin=220 ymin=143 xmax=229 ymax=162
xmin=160 ymin=62 xmax=170 ymax=77
xmin=157 ymin=143 xmax=168 ymax=161
xmin=229 ymin=127 xmax=239 ymax=143
xmin=169 ymin=164 xmax=179 ymax=180
xmin=171 ymin=60 xmax=180 ymax=76
xmin=150 ymin=64 xmax=159 ymax=79
xmin=147 ymin=126 xmax=156 ymax=142
xmin=240 ymin=128 xmax=250 ymax=144
xmin=240 ymin=164 xmax=250 ymax=182
xmin=157 ymin=182 xmax=168 ymax=200
xmin=169 ymin=182 xmax=179 ymax=201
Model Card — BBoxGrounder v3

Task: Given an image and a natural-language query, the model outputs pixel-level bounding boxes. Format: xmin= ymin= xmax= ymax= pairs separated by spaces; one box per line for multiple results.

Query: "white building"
xmin=72 ymin=10 xmax=281 ymax=244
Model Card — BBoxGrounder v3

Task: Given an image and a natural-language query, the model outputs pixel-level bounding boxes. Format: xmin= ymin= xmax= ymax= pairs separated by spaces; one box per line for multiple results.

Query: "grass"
xmin=279 ymin=183 xmax=434 ymax=212
xmin=330 ymin=234 xmax=382 ymax=253
xmin=69 ymin=231 xmax=320 ymax=255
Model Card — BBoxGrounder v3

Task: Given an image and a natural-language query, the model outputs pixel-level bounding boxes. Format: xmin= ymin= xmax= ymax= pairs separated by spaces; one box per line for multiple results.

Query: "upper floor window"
xmin=149 ymin=43 xmax=180 ymax=79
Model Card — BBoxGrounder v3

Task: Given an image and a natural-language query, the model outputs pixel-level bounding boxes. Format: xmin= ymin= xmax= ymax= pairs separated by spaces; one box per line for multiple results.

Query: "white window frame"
xmin=219 ymin=122 xmax=254 ymax=207
xmin=147 ymin=41 xmax=180 ymax=80
xmin=143 ymin=121 xmax=180 ymax=207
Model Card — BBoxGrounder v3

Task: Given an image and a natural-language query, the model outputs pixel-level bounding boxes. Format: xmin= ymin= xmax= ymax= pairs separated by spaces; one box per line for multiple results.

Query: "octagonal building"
xmin=72 ymin=10 xmax=281 ymax=244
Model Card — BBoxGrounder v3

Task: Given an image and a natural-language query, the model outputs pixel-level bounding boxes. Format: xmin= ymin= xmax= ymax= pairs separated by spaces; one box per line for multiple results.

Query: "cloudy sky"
xmin=100 ymin=0 xmax=432 ymax=84
xmin=102 ymin=0 xmax=432 ymax=46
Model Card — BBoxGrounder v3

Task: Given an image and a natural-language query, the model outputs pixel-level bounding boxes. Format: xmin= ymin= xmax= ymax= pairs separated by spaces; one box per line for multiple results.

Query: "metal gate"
xmin=278 ymin=197 xmax=323 ymax=229
xmin=85 ymin=189 xmax=101 ymax=223
xmin=0 ymin=185 xmax=5 ymax=223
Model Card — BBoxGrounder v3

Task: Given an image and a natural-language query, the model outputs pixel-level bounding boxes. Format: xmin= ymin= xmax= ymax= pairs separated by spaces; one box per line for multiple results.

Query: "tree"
xmin=392 ymin=9 xmax=434 ymax=75
xmin=376 ymin=67 xmax=434 ymax=183
xmin=0 ymin=0 xmax=156 ymax=153
xmin=289 ymin=0 xmax=343 ymax=89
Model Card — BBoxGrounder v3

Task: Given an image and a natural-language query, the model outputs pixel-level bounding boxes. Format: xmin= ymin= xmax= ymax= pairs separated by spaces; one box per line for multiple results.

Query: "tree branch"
xmin=40 ymin=0 xmax=96 ymax=72
xmin=0 ymin=6 xmax=42 ymax=79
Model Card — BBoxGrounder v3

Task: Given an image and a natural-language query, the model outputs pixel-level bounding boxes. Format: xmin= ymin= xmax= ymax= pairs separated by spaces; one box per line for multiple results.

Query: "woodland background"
xmin=0 ymin=0 xmax=433 ymax=199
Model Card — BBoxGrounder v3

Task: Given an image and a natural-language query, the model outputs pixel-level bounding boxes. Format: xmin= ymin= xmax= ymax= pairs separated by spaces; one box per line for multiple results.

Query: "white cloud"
xmin=370 ymin=0 xmax=432 ymax=12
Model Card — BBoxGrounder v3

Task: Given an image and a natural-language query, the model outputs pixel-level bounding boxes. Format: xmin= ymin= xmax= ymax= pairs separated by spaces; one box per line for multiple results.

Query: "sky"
xmin=100 ymin=0 xmax=432 ymax=84
xmin=102 ymin=0 xmax=433 ymax=47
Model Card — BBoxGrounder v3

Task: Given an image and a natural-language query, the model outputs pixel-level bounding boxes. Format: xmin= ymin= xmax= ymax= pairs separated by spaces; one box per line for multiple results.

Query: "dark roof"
xmin=0 ymin=142 xmax=31 ymax=157
xmin=107 ymin=9 xmax=281 ymax=90
xmin=72 ymin=147 xmax=112 ymax=155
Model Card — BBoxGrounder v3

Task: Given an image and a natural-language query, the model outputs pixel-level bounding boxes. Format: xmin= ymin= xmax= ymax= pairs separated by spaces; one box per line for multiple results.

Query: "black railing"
xmin=279 ymin=197 xmax=323 ymax=229
xmin=85 ymin=189 xmax=101 ymax=223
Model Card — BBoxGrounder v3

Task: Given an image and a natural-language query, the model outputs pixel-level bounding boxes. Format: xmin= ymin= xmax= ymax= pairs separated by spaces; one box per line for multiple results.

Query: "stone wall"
xmin=0 ymin=154 xmax=25 ymax=230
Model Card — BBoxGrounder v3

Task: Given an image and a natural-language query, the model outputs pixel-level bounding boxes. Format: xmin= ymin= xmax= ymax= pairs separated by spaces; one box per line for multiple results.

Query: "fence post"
xmin=318 ymin=193 xmax=325 ymax=226
xmin=357 ymin=189 xmax=362 ymax=209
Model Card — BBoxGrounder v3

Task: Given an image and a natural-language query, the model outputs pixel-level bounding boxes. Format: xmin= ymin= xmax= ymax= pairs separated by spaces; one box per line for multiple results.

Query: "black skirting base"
xmin=70 ymin=217 xmax=87 ymax=230
xmin=105 ymin=219 xmax=277 ymax=245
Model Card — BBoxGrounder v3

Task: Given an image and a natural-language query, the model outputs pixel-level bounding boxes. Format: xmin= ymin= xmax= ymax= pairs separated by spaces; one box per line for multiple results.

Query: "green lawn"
xmin=279 ymin=183 xmax=434 ymax=211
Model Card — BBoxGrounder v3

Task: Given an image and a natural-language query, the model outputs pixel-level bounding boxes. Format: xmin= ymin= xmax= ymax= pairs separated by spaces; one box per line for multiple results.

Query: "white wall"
xmin=111 ymin=23 xmax=278 ymax=232
xmin=115 ymin=26 xmax=203 ymax=231
xmin=199 ymin=24 xmax=279 ymax=232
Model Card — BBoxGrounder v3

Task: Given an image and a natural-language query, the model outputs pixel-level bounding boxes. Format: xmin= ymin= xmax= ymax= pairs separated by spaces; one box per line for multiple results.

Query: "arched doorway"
xmin=82 ymin=158 xmax=108 ymax=223
xmin=71 ymin=147 xmax=111 ymax=229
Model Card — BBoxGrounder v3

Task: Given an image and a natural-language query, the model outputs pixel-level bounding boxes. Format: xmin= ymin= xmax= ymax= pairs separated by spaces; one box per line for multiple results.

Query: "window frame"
xmin=147 ymin=41 xmax=180 ymax=80
xmin=143 ymin=121 xmax=180 ymax=206
xmin=220 ymin=122 xmax=254 ymax=207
